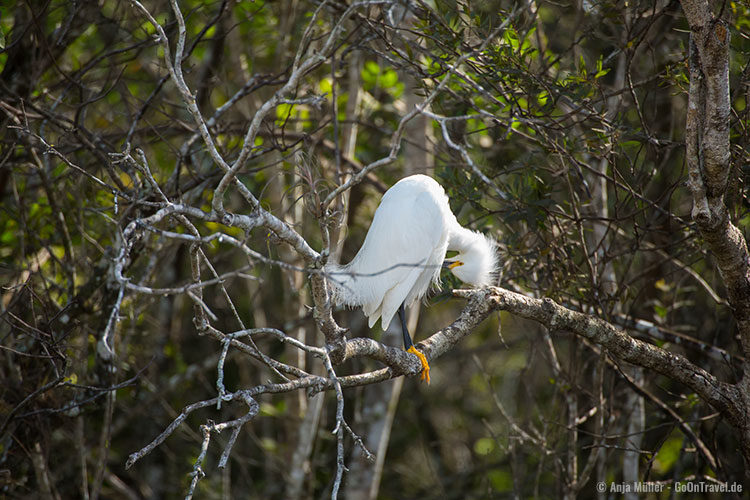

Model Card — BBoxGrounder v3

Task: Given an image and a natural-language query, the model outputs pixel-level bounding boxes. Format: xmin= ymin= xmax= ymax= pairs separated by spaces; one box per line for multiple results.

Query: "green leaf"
xmin=653 ymin=303 xmax=668 ymax=319
xmin=474 ymin=437 xmax=495 ymax=456
xmin=319 ymin=77 xmax=333 ymax=94
xmin=488 ymin=469 xmax=512 ymax=491
xmin=379 ymin=69 xmax=398 ymax=88
xmin=654 ymin=432 xmax=684 ymax=474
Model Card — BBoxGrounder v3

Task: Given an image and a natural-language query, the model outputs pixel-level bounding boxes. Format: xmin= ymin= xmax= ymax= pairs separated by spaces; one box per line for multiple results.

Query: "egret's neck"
xmin=447 ymin=226 xmax=498 ymax=287
xmin=448 ymin=226 xmax=485 ymax=254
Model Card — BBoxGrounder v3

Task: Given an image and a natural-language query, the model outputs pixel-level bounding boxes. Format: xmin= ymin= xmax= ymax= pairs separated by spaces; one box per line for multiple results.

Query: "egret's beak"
xmin=443 ymin=260 xmax=464 ymax=270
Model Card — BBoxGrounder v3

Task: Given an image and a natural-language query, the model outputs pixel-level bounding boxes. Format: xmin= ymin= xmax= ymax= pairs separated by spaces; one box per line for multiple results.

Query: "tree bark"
xmin=439 ymin=287 xmax=746 ymax=457
xmin=679 ymin=0 xmax=750 ymax=465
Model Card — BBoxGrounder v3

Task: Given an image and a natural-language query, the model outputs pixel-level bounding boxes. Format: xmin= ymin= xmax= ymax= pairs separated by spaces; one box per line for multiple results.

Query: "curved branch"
xmin=126 ymin=285 xmax=745 ymax=475
xmin=417 ymin=287 xmax=741 ymax=425
xmin=679 ymin=0 xmax=750 ymax=362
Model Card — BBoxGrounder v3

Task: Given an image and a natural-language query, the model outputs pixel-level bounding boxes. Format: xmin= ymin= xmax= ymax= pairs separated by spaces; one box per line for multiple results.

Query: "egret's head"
xmin=445 ymin=231 xmax=498 ymax=287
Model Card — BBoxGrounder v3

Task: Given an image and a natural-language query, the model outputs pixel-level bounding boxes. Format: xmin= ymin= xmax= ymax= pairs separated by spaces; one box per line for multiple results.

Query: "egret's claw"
xmin=407 ymin=346 xmax=431 ymax=384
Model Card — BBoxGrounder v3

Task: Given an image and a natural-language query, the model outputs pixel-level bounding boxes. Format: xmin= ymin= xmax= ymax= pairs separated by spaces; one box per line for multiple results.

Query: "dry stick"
xmin=91 ymin=283 xmax=122 ymax=500
xmin=215 ymin=329 xmax=299 ymax=403
xmin=182 ymin=392 xmax=259 ymax=500
xmin=159 ymin=206 xmax=292 ymax=406
xmin=126 ymin=390 xmax=257 ymax=471
xmin=74 ymin=415 xmax=89 ymax=500
xmin=127 ymin=284 xmax=739 ymax=476
xmin=203 ymin=325 xmax=313 ymax=381
xmin=126 ymin=363 xmax=406 ymax=472
xmin=212 ymin=1 xmax=394 ymax=215
xmin=116 ymin=0 xmax=736 ymax=492
xmin=126 ymin=0 xmax=532 ymax=368
xmin=422 ymin=109 xmax=509 ymax=201
xmin=193 ymin=248 xmax=273 ymax=405
xmin=108 ymin=266 xmax=256 ymax=297
xmin=448 ymin=287 xmax=739 ymax=423
xmin=133 ymin=225 xmax=308 ymax=275
xmin=323 ymin=351 xmax=347 ymax=500
xmin=125 ymin=0 xmax=229 ymax=147
xmin=99 ymin=284 xmax=124 ymax=360
xmin=342 ymin=420 xmax=375 ymax=463
xmin=317 ymin=0 xmax=532 ymax=357
xmin=91 ymin=277 xmax=123 ymax=500
xmin=471 ymin=354 xmax=549 ymax=451
xmin=116 ymin=221 xmax=342 ymax=372
xmin=0 ymin=370 xmax=67 ymax=437
xmin=608 ymin=356 xmax=718 ymax=471
xmin=13 ymin=127 xmax=136 ymax=205
xmin=321 ymin=1 xmax=529 ymax=210
xmin=184 ymin=424 xmax=211 ymax=500
xmin=129 ymin=0 xmax=318 ymax=259
xmin=90 ymin=388 xmax=116 ymax=500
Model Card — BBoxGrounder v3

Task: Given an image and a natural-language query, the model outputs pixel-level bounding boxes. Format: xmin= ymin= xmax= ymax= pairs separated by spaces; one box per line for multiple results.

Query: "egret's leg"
xmin=398 ymin=303 xmax=413 ymax=350
xmin=398 ymin=303 xmax=430 ymax=384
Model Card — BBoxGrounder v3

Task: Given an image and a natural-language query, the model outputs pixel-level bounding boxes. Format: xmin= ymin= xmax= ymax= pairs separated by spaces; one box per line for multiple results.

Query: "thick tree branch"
xmin=679 ymin=0 xmax=750 ymax=360
xmin=438 ymin=288 xmax=741 ymax=425
xmin=126 ymin=284 xmax=745 ymax=474
xmin=678 ymin=0 xmax=750 ymax=466
xmin=323 ymin=283 xmax=741 ymax=429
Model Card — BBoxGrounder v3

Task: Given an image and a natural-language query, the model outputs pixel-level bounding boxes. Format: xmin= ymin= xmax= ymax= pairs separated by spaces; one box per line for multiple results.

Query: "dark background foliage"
xmin=1 ymin=0 xmax=749 ymax=498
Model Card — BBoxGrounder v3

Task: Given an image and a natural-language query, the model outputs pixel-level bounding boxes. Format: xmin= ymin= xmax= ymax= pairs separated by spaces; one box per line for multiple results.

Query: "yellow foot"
xmin=407 ymin=346 xmax=431 ymax=384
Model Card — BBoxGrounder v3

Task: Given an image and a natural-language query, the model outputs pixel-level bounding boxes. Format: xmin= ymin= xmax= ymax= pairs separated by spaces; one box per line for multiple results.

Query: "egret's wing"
xmin=349 ymin=185 xmax=446 ymax=329
xmin=378 ymin=266 xmax=424 ymax=330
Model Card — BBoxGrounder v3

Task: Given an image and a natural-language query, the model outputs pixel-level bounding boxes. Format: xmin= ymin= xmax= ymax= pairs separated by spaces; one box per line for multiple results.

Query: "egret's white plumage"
xmin=327 ymin=174 xmax=497 ymax=331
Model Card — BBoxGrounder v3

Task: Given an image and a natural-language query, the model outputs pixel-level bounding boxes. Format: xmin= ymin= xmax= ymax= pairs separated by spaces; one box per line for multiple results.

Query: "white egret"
xmin=326 ymin=174 xmax=498 ymax=383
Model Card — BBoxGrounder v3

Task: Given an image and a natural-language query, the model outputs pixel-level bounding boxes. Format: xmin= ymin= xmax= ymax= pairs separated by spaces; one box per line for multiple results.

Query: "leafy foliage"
xmin=1 ymin=0 xmax=749 ymax=498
